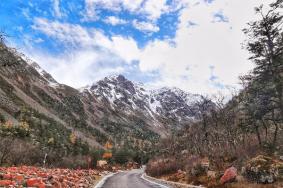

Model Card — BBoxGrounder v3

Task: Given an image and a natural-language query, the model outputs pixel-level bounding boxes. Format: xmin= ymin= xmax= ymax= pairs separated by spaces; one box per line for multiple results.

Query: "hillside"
xmin=0 ymin=43 xmax=202 ymax=166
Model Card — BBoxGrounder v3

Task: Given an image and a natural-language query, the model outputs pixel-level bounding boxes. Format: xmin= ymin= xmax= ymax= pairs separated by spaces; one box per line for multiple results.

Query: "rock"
xmin=3 ymin=173 xmax=12 ymax=180
xmin=220 ymin=167 xmax=237 ymax=184
xmin=14 ymin=174 xmax=24 ymax=183
xmin=45 ymin=183 xmax=53 ymax=188
xmin=27 ymin=178 xmax=44 ymax=187
xmin=181 ymin=150 xmax=189 ymax=155
xmin=207 ymin=170 xmax=216 ymax=179
xmin=97 ymin=160 xmax=108 ymax=167
xmin=243 ymin=155 xmax=283 ymax=184
xmin=0 ymin=166 xmax=100 ymax=187
xmin=280 ymin=156 xmax=283 ymax=161
xmin=0 ymin=180 xmax=16 ymax=186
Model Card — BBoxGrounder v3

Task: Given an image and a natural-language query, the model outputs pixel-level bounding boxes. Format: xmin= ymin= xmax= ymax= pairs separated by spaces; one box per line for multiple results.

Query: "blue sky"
xmin=0 ymin=0 xmax=273 ymax=95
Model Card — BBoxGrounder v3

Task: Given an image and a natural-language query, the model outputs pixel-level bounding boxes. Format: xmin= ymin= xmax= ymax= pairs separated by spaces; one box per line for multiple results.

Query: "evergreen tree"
xmin=241 ymin=0 xmax=283 ymax=147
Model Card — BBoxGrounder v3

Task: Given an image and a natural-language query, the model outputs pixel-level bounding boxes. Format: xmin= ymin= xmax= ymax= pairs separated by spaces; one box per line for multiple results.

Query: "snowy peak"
xmin=85 ymin=75 xmax=201 ymax=125
xmin=91 ymin=74 xmax=138 ymax=95
xmin=29 ymin=61 xmax=59 ymax=87
xmin=89 ymin=75 xmax=149 ymax=115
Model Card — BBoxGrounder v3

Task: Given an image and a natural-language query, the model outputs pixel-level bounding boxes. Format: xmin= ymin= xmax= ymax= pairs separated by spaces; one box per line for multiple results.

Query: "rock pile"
xmin=0 ymin=166 xmax=99 ymax=187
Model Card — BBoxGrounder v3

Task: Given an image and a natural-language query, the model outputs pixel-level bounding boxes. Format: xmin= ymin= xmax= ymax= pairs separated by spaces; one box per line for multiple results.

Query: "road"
xmin=101 ymin=169 xmax=171 ymax=188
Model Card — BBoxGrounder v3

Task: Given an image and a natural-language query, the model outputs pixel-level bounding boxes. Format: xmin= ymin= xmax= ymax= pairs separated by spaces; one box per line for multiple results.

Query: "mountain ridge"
xmin=0 ymin=43 xmax=203 ymax=156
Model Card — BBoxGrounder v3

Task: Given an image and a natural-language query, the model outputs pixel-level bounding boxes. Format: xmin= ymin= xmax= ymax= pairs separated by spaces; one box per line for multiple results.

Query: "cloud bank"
xmin=18 ymin=0 xmax=275 ymax=95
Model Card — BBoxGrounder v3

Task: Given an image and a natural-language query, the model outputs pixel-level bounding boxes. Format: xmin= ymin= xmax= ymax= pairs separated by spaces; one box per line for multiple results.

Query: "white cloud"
xmin=82 ymin=0 xmax=177 ymax=22
xmin=28 ymin=49 xmax=125 ymax=87
xmin=32 ymin=17 xmax=140 ymax=62
xmin=32 ymin=18 xmax=94 ymax=47
xmin=29 ymin=17 xmax=140 ymax=87
xmin=132 ymin=20 xmax=160 ymax=33
xmin=26 ymin=0 xmax=275 ymax=96
xmin=82 ymin=0 xmax=143 ymax=21
xmin=52 ymin=0 xmax=63 ymax=18
xmin=135 ymin=0 xmax=274 ymax=95
xmin=141 ymin=0 xmax=169 ymax=21
xmin=104 ymin=16 xmax=127 ymax=25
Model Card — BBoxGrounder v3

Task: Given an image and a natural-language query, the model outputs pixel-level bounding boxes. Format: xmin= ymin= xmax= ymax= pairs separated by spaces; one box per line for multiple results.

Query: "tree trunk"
xmin=255 ymin=124 xmax=262 ymax=146
xmin=273 ymin=122 xmax=279 ymax=147
xmin=261 ymin=119 xmax=268 ymax=141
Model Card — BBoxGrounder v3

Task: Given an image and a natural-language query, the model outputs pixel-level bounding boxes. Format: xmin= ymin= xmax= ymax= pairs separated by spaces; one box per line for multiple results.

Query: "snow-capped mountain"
xmin=82 ymin=75 xmax=201 ymax=127
xmin=1 ymin=42 xmax=212 ymax=160
xmin=0 ymin=41 xmax=203 ymax=152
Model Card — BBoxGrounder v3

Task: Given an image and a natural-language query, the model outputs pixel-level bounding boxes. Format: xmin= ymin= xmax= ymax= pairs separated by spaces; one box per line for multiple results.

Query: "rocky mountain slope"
xmin=0 ymin=43 xmax=202 ymax=155
xmin=83 ymin=75 xmax=201 ymax=130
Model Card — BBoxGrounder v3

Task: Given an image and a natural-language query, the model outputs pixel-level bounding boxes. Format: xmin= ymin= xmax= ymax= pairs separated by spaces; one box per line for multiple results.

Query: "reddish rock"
xmin=0 ymin=166 xmax=100 ymax=187
xmin=3 ymin=173 xmax=13 ymax=180
xmin=14 ymin=174 xmax=24 ymax=183
xmin=0 ymin=180 xmax=16 ymax=186
xmin=220 ymin=167 xmax=237 ymax=184
xmin=27 ymin=178 xmax=44 ymax=187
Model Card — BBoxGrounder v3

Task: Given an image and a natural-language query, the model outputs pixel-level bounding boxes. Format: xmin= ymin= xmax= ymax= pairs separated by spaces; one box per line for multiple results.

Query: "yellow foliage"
xmin=19 ymin=121 xmax=29 ymax=131
xmin=69 ymin=133 xmax=76 ymax=144
xmin=102 ymin=152 xmax=112 ymax=159
xmin=104 ymin=141 xmax=113 ymax=149
xmin=48 ymin=137 xmax=55 ymax=144
xmin=3 ymin=121 xmax=13 ymax=129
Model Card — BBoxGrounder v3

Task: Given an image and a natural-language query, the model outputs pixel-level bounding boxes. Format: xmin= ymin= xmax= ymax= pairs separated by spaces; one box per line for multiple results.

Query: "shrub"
xmin=190 ymin=163 xmax=207 ymax=177
xmin=56 ymin=155 xmax=89 ymax=169
xmin=0 ymin=113 xmax=5 ymax=123
xmin=113 ymin=149 xmax=129 ymax=164
xmin=0 ymin=137 xmax=43 ymax=166
xmin=146 ymin=158 xmax=183 ymax=177
xmin=0 ymin=121 xmax=30 ymax=138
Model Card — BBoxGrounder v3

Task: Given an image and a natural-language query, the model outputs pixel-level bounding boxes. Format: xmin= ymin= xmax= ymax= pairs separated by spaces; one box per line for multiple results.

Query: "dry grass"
xmin=226 ymin=181 xmax=283 ymax=188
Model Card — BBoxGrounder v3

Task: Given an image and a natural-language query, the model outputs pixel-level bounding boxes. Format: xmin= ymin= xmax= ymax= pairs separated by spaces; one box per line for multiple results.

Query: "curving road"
xmin=100 ymin=169 xmax=171 ymax=188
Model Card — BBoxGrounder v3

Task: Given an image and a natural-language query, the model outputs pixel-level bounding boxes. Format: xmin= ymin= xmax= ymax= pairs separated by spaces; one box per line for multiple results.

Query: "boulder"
xmin=220 ymin=167 xmax=237 ymax=184
xmin=243 ymin=155 xmax=283 ymax=184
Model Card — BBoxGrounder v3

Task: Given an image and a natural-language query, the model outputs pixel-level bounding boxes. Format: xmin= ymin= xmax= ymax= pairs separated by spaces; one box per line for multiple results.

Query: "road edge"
xmin=93 ymin=172 xmax=118 ymax=188
xmin=142 ymin=173 xmax=205 ymax=188
xmin=141 ymin=173 xmax=170 ymax=188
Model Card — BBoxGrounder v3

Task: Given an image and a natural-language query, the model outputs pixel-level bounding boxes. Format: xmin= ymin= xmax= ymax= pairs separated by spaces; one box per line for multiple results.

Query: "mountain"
xmin=83 ymin=75 xmax=201 ymax=130
xmin=0 ymin=43 xmax=202 ymax=163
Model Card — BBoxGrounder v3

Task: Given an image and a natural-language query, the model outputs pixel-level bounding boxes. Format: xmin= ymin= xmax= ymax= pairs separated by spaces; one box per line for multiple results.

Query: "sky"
xmin=0 ymin=0 xmax=274 ymax=95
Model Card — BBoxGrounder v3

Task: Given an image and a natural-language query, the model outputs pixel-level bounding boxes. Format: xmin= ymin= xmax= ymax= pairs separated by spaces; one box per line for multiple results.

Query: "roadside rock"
xmin=220 ymin=167 xmax=237 ymax=184
xmin=0 ymin=166 xmax=100 ymax=187
xmin=207 ymin=170 xmax=216 ymax=179
xmin=242 ymin=155 xmax=283 ymax=183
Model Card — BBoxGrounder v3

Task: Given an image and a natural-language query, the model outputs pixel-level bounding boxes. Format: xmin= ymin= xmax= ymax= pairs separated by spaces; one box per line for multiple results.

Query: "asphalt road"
xmin=101 ymin=169 xmax=171 ymax=188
